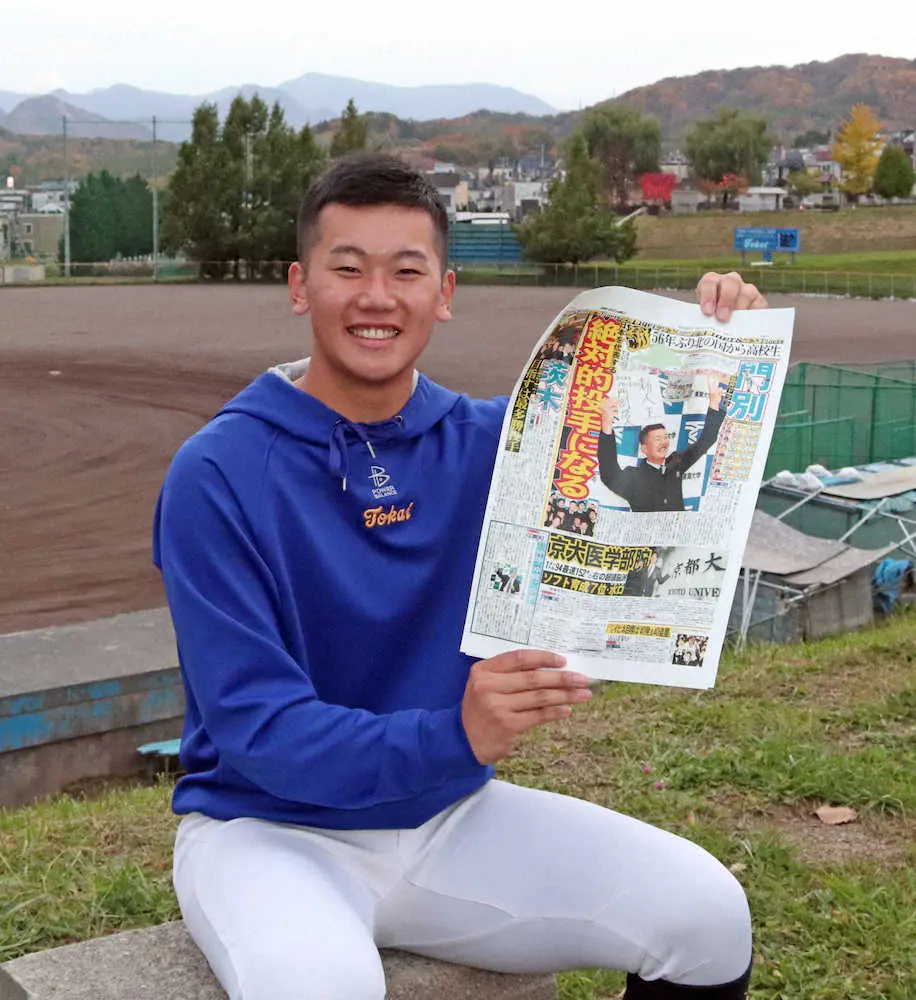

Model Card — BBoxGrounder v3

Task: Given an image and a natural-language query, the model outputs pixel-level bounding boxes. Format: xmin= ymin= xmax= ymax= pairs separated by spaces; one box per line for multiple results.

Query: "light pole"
xmin=62 ymin=115 xmax=71 ymax=278
xmin=151 ymin=115 xmax=159 ymax=281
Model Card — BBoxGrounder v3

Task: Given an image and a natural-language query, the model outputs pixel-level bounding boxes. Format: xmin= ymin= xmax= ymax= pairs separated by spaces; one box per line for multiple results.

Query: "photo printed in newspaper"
xmin=461 ymin=286 xmax=795 ymax=688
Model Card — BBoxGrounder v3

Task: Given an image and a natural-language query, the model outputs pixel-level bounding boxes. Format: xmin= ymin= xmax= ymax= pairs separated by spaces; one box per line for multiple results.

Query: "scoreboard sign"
xmin=734 ymin=227 xmax=800 ymax=262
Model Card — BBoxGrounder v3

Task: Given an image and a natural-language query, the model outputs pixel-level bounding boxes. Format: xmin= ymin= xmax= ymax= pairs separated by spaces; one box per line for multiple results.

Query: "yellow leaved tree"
xmin=831 ymin=104 xmax=884 ymax=199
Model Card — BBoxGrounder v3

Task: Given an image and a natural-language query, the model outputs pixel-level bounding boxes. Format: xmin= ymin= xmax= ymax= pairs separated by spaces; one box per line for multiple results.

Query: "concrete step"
xmin=0 ymin=610 xmax=183 ymax=806
xmin=0 ymin=921 xmax=557 ymax=1000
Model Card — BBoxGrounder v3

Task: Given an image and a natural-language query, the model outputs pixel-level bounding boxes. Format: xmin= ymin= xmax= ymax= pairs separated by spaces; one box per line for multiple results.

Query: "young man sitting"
xmin=154 ymin=153 xmax=767 ymax=1000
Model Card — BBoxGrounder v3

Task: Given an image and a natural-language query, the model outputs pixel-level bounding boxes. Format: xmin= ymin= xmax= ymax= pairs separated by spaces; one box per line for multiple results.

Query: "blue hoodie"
xmin=153 ymin=362 xmax=508 ymax=829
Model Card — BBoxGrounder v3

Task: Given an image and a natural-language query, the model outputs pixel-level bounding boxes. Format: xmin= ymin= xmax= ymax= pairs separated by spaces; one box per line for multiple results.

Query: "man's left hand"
xmin=697 ymin=271 xmax=767 ymax=322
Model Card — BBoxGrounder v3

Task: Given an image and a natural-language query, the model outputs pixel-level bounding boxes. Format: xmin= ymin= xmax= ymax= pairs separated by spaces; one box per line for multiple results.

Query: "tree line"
xmin=63 ymin=97 xmax=914 ymax=271
xmin=62 ymin=96 xmax=366 ymax=275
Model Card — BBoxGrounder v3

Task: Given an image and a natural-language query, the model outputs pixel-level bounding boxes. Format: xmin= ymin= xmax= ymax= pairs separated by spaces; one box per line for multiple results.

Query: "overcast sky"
xmin=4 ymin=1 xmax=912 ymax=111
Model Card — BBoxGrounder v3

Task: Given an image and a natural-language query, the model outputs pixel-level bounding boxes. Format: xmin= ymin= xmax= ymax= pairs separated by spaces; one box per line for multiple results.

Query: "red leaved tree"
xmin=717 ymin=173 xmax=749 ymax=208
xmin=638 ymin=172 xmax=677 ymax=205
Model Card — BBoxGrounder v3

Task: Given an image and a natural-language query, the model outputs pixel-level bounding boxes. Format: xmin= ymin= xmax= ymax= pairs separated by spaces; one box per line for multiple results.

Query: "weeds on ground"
xmin=1 ymin=615 xmax=913 ymax=998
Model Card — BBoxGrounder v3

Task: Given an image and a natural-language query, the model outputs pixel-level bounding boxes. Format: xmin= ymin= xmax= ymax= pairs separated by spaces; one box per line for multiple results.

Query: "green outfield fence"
xmin=454 ymin=262 xmax=916 ymax=299
xmin=7 ymin=260 xmax=915 ymax=298
xmin=766 ymin=363 xmax=916 ymax=476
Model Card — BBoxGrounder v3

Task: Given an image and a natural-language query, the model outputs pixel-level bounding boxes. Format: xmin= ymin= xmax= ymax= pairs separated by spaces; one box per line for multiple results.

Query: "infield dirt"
xmin=3 ymin=284 xmax=915 ymax=634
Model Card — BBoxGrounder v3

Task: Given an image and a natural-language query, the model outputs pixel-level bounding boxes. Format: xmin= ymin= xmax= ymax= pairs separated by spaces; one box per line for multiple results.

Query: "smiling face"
xmin=641 ymin=427 xmax=671 ymax=464
xmin=288 ymin=202 xmax=455 ymax=422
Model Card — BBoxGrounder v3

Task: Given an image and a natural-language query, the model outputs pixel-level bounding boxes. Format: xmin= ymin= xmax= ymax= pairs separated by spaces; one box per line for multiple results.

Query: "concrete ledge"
xmin=0 ymin=921 xmax=558 ymax=999
xmin=0 ymin=610 xmax=183 ymax=806
xmin=0 ymin=609 xmax=177 ymax=697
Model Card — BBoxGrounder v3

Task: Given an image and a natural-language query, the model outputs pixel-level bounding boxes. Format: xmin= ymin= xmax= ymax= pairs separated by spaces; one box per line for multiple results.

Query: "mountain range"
xmin=2 ymin=54 xmax=914 ymax=187
xmin=0 ymin=74 xmax=556 ymax=142
xmin=599 ymin=53 xmax=916 ymax=141
xmin=2 ymin=56 xmax=914 ymax=148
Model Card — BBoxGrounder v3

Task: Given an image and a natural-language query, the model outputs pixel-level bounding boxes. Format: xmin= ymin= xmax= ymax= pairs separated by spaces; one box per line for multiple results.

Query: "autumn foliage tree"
xmin=697 ymin=173 xmax=749 ymax=209
xmin=637 ymin=172 xmax=676 ymax=205
xmin=831 ymin=104 xmax=883 ymax=200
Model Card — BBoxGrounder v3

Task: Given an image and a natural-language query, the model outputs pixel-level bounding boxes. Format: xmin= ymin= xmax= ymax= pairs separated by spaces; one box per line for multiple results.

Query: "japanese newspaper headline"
xmin=461 ymin=286 xmax=795 ymax=688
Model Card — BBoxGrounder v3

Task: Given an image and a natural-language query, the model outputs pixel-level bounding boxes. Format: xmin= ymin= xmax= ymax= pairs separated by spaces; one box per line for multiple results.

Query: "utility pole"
xmin=62 ymin=115 xmax=71 ymax=278
xmin=151 ymin=116 xmax=159 ymax=281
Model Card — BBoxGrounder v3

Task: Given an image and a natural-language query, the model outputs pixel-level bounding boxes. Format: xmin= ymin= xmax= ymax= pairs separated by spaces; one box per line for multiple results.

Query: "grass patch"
xmin=2 ymin=614 xmax=914 ymax=997
xmin=634 ymin=206 xmax=916 ymax=260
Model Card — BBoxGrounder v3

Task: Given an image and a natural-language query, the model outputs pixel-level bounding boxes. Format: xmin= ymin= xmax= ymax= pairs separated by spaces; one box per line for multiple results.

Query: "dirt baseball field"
xmin=2 ymin=283 xmax=914 ymax=635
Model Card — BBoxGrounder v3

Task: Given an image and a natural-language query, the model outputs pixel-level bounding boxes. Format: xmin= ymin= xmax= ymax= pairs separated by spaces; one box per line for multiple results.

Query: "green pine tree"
xmin=162 ymin=97 xmax=325 ymax=279
xmin=330 ymin=100 xmax=369 ymax=158
xmin=517 ymin=133 xmax=636 ymax=265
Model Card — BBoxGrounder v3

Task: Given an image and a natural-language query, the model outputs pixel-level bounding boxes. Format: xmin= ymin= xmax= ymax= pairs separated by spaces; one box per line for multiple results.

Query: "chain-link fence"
xmin=451 ymin=262 xmax=916 ymax=299
xmin=766 ymin=362 xmax=916 ymax=475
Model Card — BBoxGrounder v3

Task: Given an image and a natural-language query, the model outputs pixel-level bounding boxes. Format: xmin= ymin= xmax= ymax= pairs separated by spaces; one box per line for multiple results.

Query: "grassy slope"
xmin=1 ymin=616 xmax=914 ymax=998
xmin=634 ymin=206 xmax=916 ymax=260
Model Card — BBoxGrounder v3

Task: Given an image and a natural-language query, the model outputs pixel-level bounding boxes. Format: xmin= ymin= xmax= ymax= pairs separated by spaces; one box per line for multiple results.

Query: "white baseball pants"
xmin=173 ymin=780 xmax=751 ymax=1000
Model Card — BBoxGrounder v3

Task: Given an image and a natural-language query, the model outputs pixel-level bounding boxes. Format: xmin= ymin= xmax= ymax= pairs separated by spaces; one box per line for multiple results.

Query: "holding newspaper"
xmin=155 ymin=150 xmax=778 ymax=1000
xmin=462 ymin=286 xmax=795 ymax=689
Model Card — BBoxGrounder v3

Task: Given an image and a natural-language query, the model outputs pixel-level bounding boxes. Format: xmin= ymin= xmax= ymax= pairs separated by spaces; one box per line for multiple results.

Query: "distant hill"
xmin=603 ymin=53 xmax=916 ymax=142
xmin=6 ymin=96 xmax=152 ymax=140
xmin=275 ymin=73 xmax=555 ymax=121
xmin=0 ymin=75 xmax=556 ymax=141
xmin=0 ymin=132 xmax=177 ymax=186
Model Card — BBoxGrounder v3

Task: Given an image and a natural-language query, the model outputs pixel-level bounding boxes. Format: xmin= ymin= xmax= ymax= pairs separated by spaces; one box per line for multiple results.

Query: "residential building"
xmin=12 ymin=213 xmax=64 ymax=259
xmin=659 ymin=152 xmax=690 ymax=183
xmin=427 ymin=171 xmax=464 ymax=218
xmin=0 ymin=188 xmax=29 ymax=216
xmin=31 ymin=187 xmax=70 ymax=212
xmin=492 ymin=180 xmax=548 ymax=221
xmin=737 ymin=187 xmax=792 ymax=212
xmin=671 ymin=186 xmax=709 ymax=215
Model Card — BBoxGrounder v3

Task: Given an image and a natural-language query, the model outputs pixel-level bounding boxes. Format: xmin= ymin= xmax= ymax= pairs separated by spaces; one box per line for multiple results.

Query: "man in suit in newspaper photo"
xmin=597 ymin=375 xmax=726 ymax=512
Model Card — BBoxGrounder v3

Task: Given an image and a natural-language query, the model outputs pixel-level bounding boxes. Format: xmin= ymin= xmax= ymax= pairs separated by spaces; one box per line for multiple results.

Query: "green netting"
xmin=765 ymin=362 xmax=916 ymax=475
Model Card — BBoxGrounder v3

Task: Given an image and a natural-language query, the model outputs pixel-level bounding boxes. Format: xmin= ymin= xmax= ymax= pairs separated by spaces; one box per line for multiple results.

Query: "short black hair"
xmin=297 ymin=153 xmax=450 ymax=270
xmin=638 ymin=423 xmax=667 ymax=445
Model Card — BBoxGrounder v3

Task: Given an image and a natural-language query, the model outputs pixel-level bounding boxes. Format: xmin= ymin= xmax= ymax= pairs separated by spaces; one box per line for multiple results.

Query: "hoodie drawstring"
xmin=329 ymin=420 xmax=381 ymax=492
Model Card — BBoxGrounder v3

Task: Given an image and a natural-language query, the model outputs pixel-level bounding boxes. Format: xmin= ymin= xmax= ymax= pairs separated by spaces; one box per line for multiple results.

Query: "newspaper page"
xmin=461 ymin=286 xmax=795 ymax=689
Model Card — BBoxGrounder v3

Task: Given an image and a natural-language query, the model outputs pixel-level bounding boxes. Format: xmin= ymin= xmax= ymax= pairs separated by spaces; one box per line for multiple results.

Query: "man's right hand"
xmin=461 ymin=649 xmax=592 ymax=764
xmin=599 ymin=396 xmax=620 ymax=434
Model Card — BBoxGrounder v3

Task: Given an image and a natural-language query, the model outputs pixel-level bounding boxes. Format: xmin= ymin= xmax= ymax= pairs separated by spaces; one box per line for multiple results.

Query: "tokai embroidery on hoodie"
xmin=363 ymin=502 xmax=415 ymax=529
